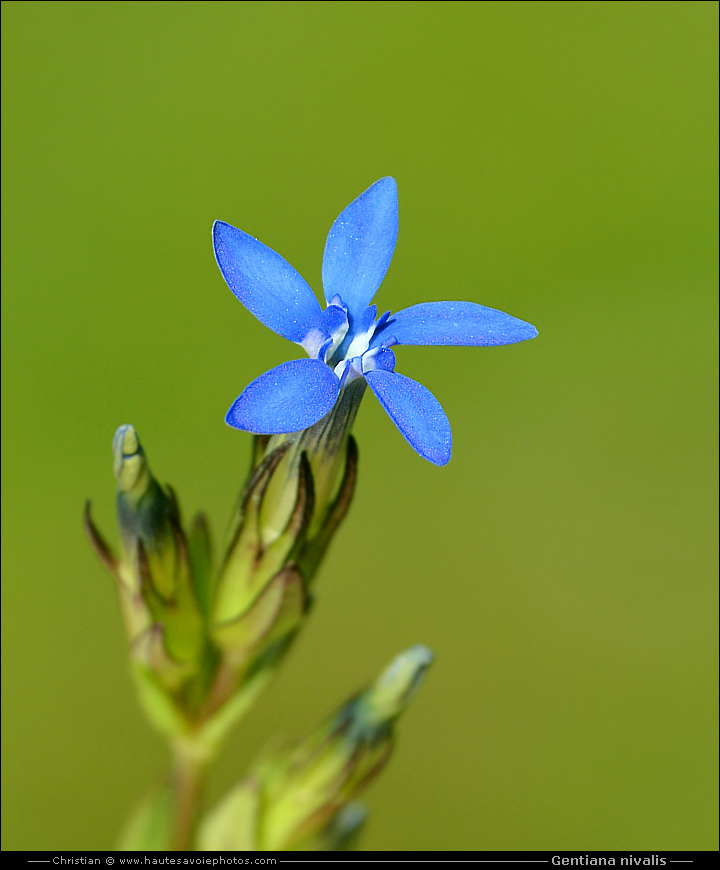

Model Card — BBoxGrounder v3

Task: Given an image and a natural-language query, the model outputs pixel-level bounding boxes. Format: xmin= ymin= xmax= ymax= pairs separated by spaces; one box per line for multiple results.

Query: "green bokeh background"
xmin=2 ymin=0 xmax=717 ymax=852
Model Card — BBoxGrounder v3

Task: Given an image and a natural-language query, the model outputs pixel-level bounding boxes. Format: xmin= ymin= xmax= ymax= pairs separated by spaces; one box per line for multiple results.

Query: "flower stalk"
xmin=171 ymin=740 xmax=210 ymax=852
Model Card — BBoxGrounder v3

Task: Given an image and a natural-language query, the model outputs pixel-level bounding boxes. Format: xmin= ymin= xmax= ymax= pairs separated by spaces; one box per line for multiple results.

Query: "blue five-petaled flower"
xmin=213 ymin=177 xmax=537 ymax=466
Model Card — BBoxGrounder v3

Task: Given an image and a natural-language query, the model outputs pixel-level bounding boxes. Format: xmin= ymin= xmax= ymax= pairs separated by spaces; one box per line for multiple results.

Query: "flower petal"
xmin=226 ymin=359 xmax=340 ymax=434
xmin=365 ymin=369 xmax=451 ymax=466
xmin=322 ymin=177 xmax=398 ymax=317
xmin=373 ymin=301 xmax=538 ymax=347
xmin=213 ymin=220 xmax=323 ymax=343
xmin=361 ymin=346 xmax=396 ymax=374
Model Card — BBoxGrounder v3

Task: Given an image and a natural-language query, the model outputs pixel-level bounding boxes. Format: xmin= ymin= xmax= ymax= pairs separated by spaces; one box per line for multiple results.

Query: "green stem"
xmin=171 ymin=741 xmax=210 ymax=851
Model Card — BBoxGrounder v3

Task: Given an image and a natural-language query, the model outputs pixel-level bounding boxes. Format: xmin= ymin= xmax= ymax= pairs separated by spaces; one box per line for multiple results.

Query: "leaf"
xmin=130 ymin=662 xmax=188 ymax=738
xmin=130 ymin=624 xmax=193 ymax=692
xmin=118 ymin=785 xmax=174 ymax=851
xmin=197 ymin=778 xmax=260 ymax=851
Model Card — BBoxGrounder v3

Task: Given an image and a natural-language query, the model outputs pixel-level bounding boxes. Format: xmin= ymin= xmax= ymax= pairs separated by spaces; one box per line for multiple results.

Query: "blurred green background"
xmin=2 ymin=0 xmax=717 ymax=852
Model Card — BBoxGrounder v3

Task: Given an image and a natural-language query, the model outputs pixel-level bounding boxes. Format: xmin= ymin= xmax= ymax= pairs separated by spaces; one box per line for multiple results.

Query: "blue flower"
xmin=213 ymin=177 xmax=537 ymax=466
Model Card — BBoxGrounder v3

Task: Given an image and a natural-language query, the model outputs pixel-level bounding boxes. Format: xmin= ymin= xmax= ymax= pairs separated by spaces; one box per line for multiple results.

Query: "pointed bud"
xmin=256 ymin=645 xmax=434 ymax=850
xmin=355 ymin=644 xmax=434 ymax=734
xmin=114 ymin=424 xmax=178 ymax=602
xmin=111 ymin=425 xmax=204 ymax=666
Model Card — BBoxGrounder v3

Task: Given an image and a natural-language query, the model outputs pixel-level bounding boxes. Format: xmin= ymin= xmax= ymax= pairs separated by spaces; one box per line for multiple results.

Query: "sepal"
xmin=187 ymin=512 xmax=214 ymax=618
xmin=212 ymin=564 xmax=306 ymax=656
xmin=84 ymin=500 xmax=120 ymax=580
xmin=212 ymin=444 xmax=289 ymax=624
xmin=298 ymin=435 xmax=358 ymax=581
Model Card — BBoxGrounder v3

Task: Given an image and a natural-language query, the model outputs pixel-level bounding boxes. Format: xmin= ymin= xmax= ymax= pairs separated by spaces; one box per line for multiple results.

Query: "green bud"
xmin=356 ymin=644 xmax=435 ymax=732
xmin=254 ymin=645 xmax=434 ymax=850
xmin=87 ymin=426 xmax=209 ymax=739
xmin=113 ymin=424 xmax=149 ymax=493
xmin=111 ymin=425 xmax=204 ymax=668
xmin=213 ymin=445 xmax=314 ymax=626
xmin=86 ymin=416 xmax=363 ymax=757
xmin=114 ymin=424 xmax=178 ymax=602
xmin=213 ymin=433 xmax=358 ymax=634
